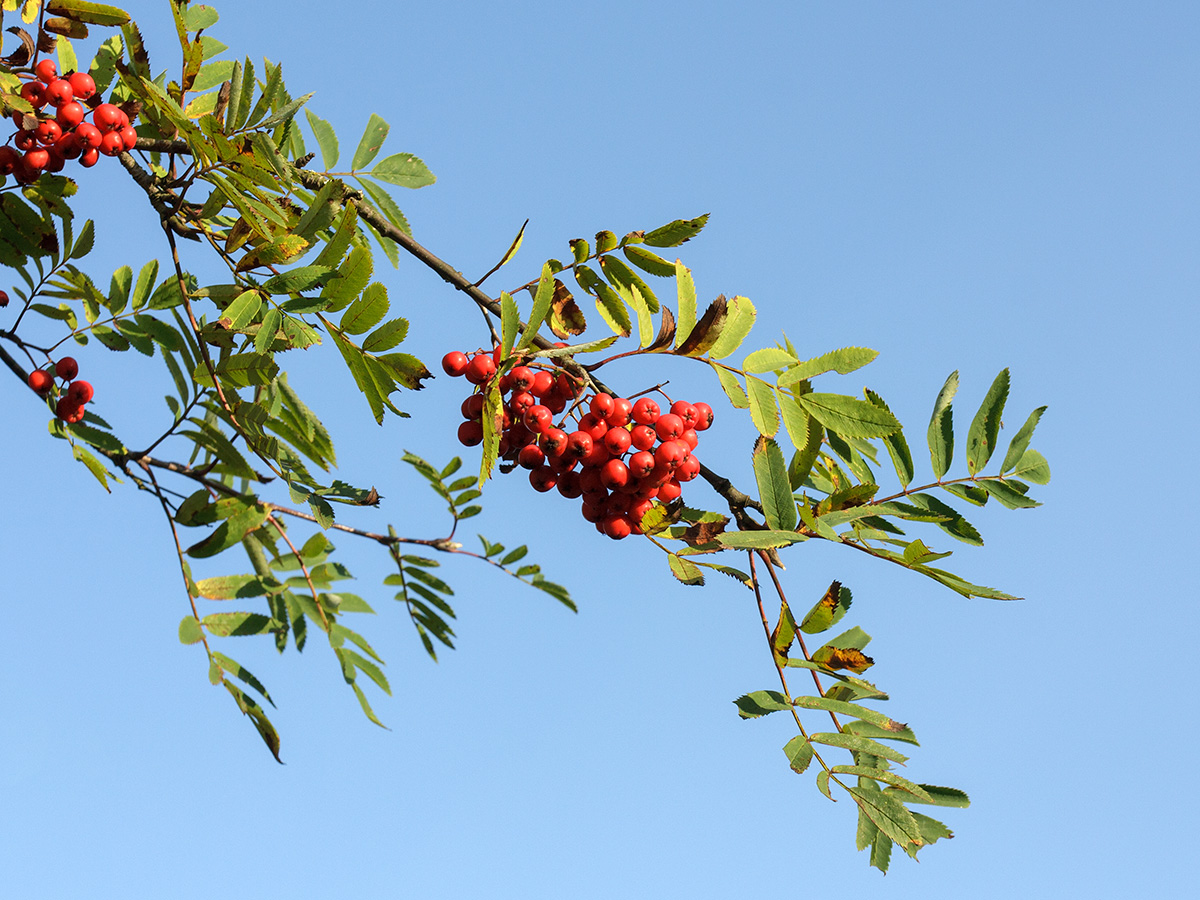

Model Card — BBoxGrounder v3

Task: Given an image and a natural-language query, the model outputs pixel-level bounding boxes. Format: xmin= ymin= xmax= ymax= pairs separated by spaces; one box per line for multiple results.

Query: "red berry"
xmin=556 ymin=470 xmax=583 ymax=499
xmin=457 ymin=420 xmax=484 ymax=446
xmin=14 ymin=130 xmax=36 ymax=151
xmin=529 ymin=370 xmax=554 ymax=397
xmin=654 ymin=440 xmax=687 ymax=470
xmin=0 ymin=146 xmax=17 ymax=174
xmin=24 ymin=148 xmax=48 ymax=170
xmin=543 ymin=391 xmax=567 ymax=415
xmin=19 ymin=82 xmax=45 ymax=108
xmin=579 ymin=441 xmax=611 ymax=469
xmin=554 ymin=372 xmax=581 ymax=398
xmin=548 ymin=451 xmax=577 ymax=473
xmin=55 ymin=357 xmax=79 ymax=380
xmin=79 ymin=147 xmax=99 ymax=168
xmin=632 ymin=398 xmax=660 ymax=425
xmin=35 ymin=120 xmax=61 ymax=146
xmin=509 ymin=391 xmax=535 ymax=414
xmin=55 ymin=395 xmax=84 ymax=422
xmin=28 ymin=369 xmax=52 ymax=393
xmin=540 ymin=428 xmax=568 ymax=457
xmin=92 ymin=103 xmax=122 ymax=132
xmin=579 ymin=467 xmax=605 ymax=494
xmin=44 ymin=151 xmax=64 ymax=174
xmin=99 ymin=130 xmax=124 ymax=157
xmin=603 ymin=426 xmax=632 ymax=456
xmin=67 ymin=72 xmax=96 ymax=100
xmin=44 ymin=79 xmax=73 ymax=107
xmin=522 ymin=405 xmax=553 ymax=434
xmin=628 ymin=450 xmax=656 ymax=479
xmin=657 ymin=480 xmax=682 ymax=502
xmin=578 ymin=412 xmax=609 ymax=441
xmin=670 ymin=400 xmax=699 ymax=428
xmin=120 ymin=124 xmax=138 ymax=151
xmin=680 ymin=428 xmax=699 ymax=450
xmin=464 ymin=353 xmax=496 ymax=385
xmin=605 ymin=397 xmax=633 ymax=428
xmin=692 ymin=402 xmax=714 ymax=431
xmin=74 ymin=122 xmax=102 ymax=150
xmin=460 ymin=393 xmax=485 ymax=419
xmin=580 ymin=501 xmax=604 ymax=523
xmin=441 ymin=351 xmax=469 ymax=376
xmin=67 ymin=380 xmax=94 ymax=403
xmin=630 ymin=499 xmax=654 ymax=524
xmin=0 ymin=289 xmax=7 ymax=307
xmin=529 ymin=467 xmax=557 ymax=493
xmin=517 ymin=444 xmax=544 ymax=470
xmin=676 ymin=455 xmax=701 ymax=482
xmin=600 ymin=459 xmax=630 ymax=490
xmin=35 ymin=60 xmax=58 ymax=83
xmin=654 ymin=413 xmax=684 ymax=442
xmin=590 ymin=393 xmax=615 ymax=418
xmin=509 ymin=366 xmax=535 ymax=392
xmin=565 ymin=431 xmax=593 ymax=460
xmin=602 ymin=515 xmax=632 ymax=540
xmin=630 ymin=424 xmax=657 ymax=451
xmin=53 ymin=132 xmax=80 ymax=160
xmin=53 ymin=101 xmax=83 ymax=129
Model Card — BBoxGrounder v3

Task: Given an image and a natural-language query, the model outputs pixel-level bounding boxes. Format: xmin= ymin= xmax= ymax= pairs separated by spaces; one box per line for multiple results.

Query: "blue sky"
xmin=2 ymin=1 xmax=1196 ymax=896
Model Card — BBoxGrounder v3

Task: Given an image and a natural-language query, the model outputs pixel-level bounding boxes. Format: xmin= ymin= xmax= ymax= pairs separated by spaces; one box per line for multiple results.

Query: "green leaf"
xmin=224 ymin=681 xmax=282 ymax=762
xmin=368 ymin=152 xmax=435 ymax=188
xmin=668 ymin=554 xmax=705 ymax=586
xmin=980 ymin=479 xmax=1040 ymax=509
xmin=592 ymin=281 xmax=631 ymax=337
xmin=361 ymin=317 xmax=409 ymax=353
xmin=599 ymin=254 xmax=658 ymax=313
xmin=792 ymin=695 xmax=906 ymax=734
xmin=798 ymin=393 xmax=900 ymax=439
xmin=776 ymin=346 xmax=878 ymax=386
xmin=865 ymin=389 xmax=913 ymax=488
xmin=752 ymin=436 xmax=797 ymax=531
xmin=743 ymin=347 xmax=796 ymax=374
xmin=1008 ymin=448 xmax=1050 ymax=484
xmin=202 ymin=612 xmax=280 ymax=637
xmin=341 ymin=282 xmax=388 ymax=335
xmin=178 ymin=616 xmax=203 ymax=644
xmin=674 ymin=260 xmax=696 ymax=349
xmin=705 ymin=295 xmax=755 ymax=360
xmin=628 ymin=283 xmax=654 ymax=347
xmin=254 ymin=308 xmax=281 ymax=354
xmin=842 ymin=718 xmax=919 ymax=746
xmin=716 ymin=530 xmax=806 ymax=550
xmin=72 ymin=444 xmax=111 ymax=492
xmin=1001 ymin=406 xmax=1047 ymax=474
xmin=195 ymin=574 xmax=276 ymax=599
xmin=622 ymin=244 xmax=675 ymax=277
xmin=498 ymin=292 xmax=520 ymax=358
xmin=809 ymin=732 xmax=909 ymax=765
xmin=733 ymin=690 xmax=791 ymax=719
xmin=46 ymin=0 xmax=130 ymax=26
xmin=713 ymin=363 xmax=749 ymax=408
xmin=747 ymin=377 xmax=780 ymax=437
xmin=891 ymin=784 xmax=970 ymax=808
xmin=847 ymin=784 xmax=925 ymax=854
xmin=261 ymin=266 xmax=334 ymax=295
xmin=906 ymin=493 xmax=983 ymax=545
xmin=517 ymin=262 xmax=555 ymax=349
xmin=322 ymin=244 xmax=373 ymax=312
xmin=305 ymin=109 xmax=339 ymax=170
xmin=966 ymin=368 xmax=1009 ymax=474
xmin=782 ymin=735 xmax=814 ymax=773
xmin=479 ymin=381 xmax=503 ymax=486
xmin=351 ymin=113 xmax=389 ymax=171
xmin=643 ymin=214 xmax=708 ymax=247
xmin=799 ymin=581 xmax=851 ymax=634
xmin=927 ymin=371 xmax=959 ymax=479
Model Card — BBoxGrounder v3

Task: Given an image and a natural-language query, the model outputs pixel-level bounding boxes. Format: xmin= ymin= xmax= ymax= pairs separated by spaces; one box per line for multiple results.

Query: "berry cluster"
xmin=1 ymin=59 xmax=138 ymax=185
xmin=443 ymin=349 xmax=713 ymax=540
xmin=28 ymin=356 xmax=94 ymax=424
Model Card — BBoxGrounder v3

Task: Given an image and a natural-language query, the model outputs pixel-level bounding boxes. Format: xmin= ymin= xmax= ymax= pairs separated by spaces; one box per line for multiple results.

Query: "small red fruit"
xmin=0 ymin=146 xmax=17 ymax=174
xmin=56 ymin=101 xmax=86 ymax=129
xmin=600 ymin=459 xmax=630 ymax=490
xmin=74 ymin=122 xmax=102 ymax=150
xmin=556 ymin=470 xmax=583 ymax=499
xmin=79 ymin=147 xmax=99 ymax=168
xmin=522 ymin=404 xmax=553 ymax=434
xmin=565 ymin=431 xmax=593 ymax=460
xmin=628 ymin=450 xmax=656 ymax=479
xmin=460 ymin=393 xmax=485 ymax=419
xmin=53 ymin=133 xmax=80 ymax=160
xmin=670 ymin=400 xmax=699 ymax=428
xmin=654 ymin=413 xmax=684 ymax=442
xmin=35 ymin=59 xmax=58 ymax=83
xmin=529 ymin=467 xmax=557 ymax=493
xmin=630 ymin=424 xmax=656 ymax=451
xmin=590 ymin=393 xmax=615 ymax=418
xmin=55 ymin=396 xmax=85 ymax=423
xmin=657 ymin=479 xmax=682 ymax=502
xmin=99 ymin=131 xmax=124 ymax=157
xmin=676 ymin=455 xmax=701 ymax=482
xmin=680 ymin=428 xmax=699 ymax=450
xmin=602 ymin=515 xmax=632 ymax=540
xmin=529 ymin=370 xmax=554 ymax=397
xmin=603 ymin=426 xmax=632 ymax=456
xmin=92 ymin=103 xmax=122 ymax=132
xmin=464 ymin=353 xmax=496 ymax=385
xmin=509 ymin=366 xmax=535 ymax=392
xmin=509 ymin=391 xmax=536 ymax=414
xmin=540 ymin=428 xmax=568 ymax=457
xmin=24 ymin=148 xmax=49 ymax=170
xmin=35 ymin=120 xmax=62 ymax=146
xmin=457 ymin=420 xmax=484 ymax=446
xmin=605 ymin=397 xmax=633 ymax=428
xmin=67 ymin=380 xmax=94 ymax=403
xmin=654 ymin=440 xmax=687 ymax=470
xmin=28 ymin=369 xmax=52 ymax=393
xmin=120 ymin=125 xmax=138 ymax=151
xmin=55 ymin=357 xmax=79 ymax=380
xmin=14 ymin=130 xmax=36 ymax=151
xmin=632 ymin=397 xmax=660 ymax=425
xmin=578 ymin=412 xmax=609 ymax=441
xmin=692 ymin=402 xmax=714 ymax=431
xmin=517 ymin=444 xmax=545 ymax=470
xmin=19 ymin=82 xmax=45 ymax=108
xmin=67 ymin=72 xmax=96 ymax=100
xmin=441 ymin=350 xmax=469 ymax=376
xmin=0 ymin=289 xmax=8 ymax=307
xmin=44 ymin=79 xmax=73 ymax=107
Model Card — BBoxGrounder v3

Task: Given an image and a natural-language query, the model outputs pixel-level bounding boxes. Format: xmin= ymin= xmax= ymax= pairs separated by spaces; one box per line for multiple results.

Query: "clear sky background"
xmin=2 ymin=1 xmax=1196 ymax=896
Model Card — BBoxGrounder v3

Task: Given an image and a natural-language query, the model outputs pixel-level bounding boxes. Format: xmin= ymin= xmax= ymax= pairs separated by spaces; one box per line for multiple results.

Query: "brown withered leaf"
xmin=675 ymin=295 xmax=728 ymax=356
xmin=646 ymin=305 xmax=676 ymax=352
xmin=361 ymin=487 xmax=381 ymax=507
xmin=681 ymin=516 xmax=728 ymax=547
xmin=43 ymin=17 xmax=88 ymax=38
xmin=38 ymin=231 xmax=59 ymax=255
xmin=2 ymin=27 xmax=35 ymax=67
xmin=813 ymin=646 xmax=874 ymax=674
xmin=548 ymin=279 xmax=586 ymax=338
xmin=224 ymin=217 xmax=253 ymax=254
xmin=36 ymin=29 xmax=57 ymax=53
xmin=770 ymin=601 xmax=797 ymax=659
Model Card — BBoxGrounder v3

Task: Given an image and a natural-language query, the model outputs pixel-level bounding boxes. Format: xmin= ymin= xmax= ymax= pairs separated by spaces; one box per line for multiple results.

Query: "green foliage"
xmin=0 ymin=2 xmax=1051 ymax=875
